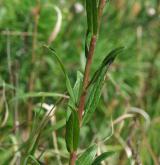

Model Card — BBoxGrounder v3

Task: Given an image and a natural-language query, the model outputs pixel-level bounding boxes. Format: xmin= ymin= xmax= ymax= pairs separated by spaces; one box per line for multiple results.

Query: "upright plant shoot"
xmin=61 ymin=0 xmax=123 ymax=165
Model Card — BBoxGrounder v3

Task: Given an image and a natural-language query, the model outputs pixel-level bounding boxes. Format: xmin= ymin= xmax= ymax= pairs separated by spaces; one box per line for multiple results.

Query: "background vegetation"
xmin=0 ymin=0 xmax=160 ymax=164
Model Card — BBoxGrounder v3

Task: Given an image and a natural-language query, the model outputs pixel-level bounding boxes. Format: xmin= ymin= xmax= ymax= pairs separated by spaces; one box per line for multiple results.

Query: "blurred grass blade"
xmin=24 ymin=155 xmax=40 ymax=165
xmin=101 ymin=117 xmax=114 ymax=143
xmin=92 ymin=151 xmax=115 ymax=165
xmin=65 ymin=110 xmax=80 ymax=152
xmin=45 ymin=46 xmax=75 ymax=104
xmin=13 ymin=92 xmax=69 ymax=101
xmin=76 ymin=145 xmax=97 ymax=165
xmin=129 ymin=107 xmax=151 ymax=130
xmin=43 ymin=119 xmax=66 ymax=135
xmin=115 ymin=134 xmax=132 ymax=162
xmin=83 ymin=47 xmax=124 ymax=125
xmin=27 ymin=133 xmax=41 ymax=155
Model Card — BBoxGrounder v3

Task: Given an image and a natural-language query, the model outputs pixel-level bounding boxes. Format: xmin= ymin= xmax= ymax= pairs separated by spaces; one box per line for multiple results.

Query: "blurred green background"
xmin=0 ymin=0 xmax=160 ymax=164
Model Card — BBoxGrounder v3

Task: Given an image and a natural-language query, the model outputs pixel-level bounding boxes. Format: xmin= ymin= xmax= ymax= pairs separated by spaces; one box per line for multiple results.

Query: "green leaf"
xmin=66 ymin=71 xmax=83 ymax=120
xmin=92 ymin=151 xmax=115 ymax=165
xmin=65 ymin=110 xmax=80 ymax=152
xmin=27 ymin=133 xmax=41 ymax=156
xmin=90 ymin=47 xmax=124 ymax=86
xmin=76 ymin=145 xmax=97 ymax=165
xmin=86 ymin=0 xmax=98 ymax=34
xmin=83 ymin=47 xmax=124 ymax=125
xmin=86 ymin=0 xmax=93 ymax=33
xmin=45 ymin=46 xmax=75 ymax=104
xmin=92 ymin=0 xmax=98 ymax=34
xmin=73 ymin=71 xmax=83 ymax=105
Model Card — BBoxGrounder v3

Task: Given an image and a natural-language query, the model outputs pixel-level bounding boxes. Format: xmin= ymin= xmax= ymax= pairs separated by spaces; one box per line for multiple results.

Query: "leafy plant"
xmin=1 ymin=0 xmax=159 ymax=164
xmin=46 ymin=1 xmax=124 ymax=164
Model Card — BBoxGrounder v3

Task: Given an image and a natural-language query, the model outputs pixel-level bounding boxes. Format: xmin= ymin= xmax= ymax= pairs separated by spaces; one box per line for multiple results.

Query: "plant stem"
xmin=69 ymin=1 xmax=106 ymax=164
xmin=98 ymin=0 xmax=106 ymax=24
xmin=78 ymin=0 xmax=106 ymax=125
xmin=69 ymin=152 xmax=77 ymax=165
xmin=78 ymin=35 xmax=97 ymax=123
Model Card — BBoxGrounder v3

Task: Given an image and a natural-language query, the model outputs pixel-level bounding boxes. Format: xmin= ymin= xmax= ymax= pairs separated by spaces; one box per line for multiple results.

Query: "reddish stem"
xmin=78 ymin=0 xmax=106 ymax=124
xmin=69 ymin=152 xmax=77 ymax=165
xmin=78 ymin=35 xmax=97 ymax=123
xmin=69 ymin=1 xmax=106 ymax=164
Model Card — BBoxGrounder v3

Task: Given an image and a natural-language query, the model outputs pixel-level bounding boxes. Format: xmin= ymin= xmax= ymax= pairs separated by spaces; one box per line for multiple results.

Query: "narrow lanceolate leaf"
xmin=76 ymin=145 xmax=97 ymax=165
xmin=86 ymin=0 xmax=98 ymax=34
xmin=65 ymin=110 xmax=80 ymax=152
xmin=83 ymin=47 xmax=124 ymax=125
xmin=92 ymin=151 xmax=115 ymax=165
xmin=46 ymin=46 xmax=75 ymax=104
xmin=66 ymin=71 xmax=83 ymax=120
xmin=92 ymin=0 xmax=98 ymax=34
xmin=73 ymin=71 xmax=83 ymax=105
xmin=86 ymin=0 xmax=93 ymax=33
xmin=89 ymin=47 xmax=124 ymax=86
xmin=82 ymin=68 xmax=106 ymax=125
